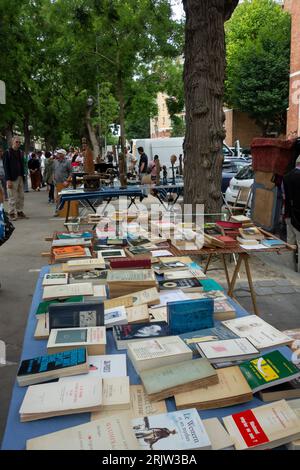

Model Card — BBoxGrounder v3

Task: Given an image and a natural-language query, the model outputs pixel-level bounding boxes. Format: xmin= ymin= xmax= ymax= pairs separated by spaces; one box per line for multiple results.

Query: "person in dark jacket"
xmin=3 ymin=136 xmax=28 ymax=220
xmin=283 ymin=155 xmax=300 ymax=272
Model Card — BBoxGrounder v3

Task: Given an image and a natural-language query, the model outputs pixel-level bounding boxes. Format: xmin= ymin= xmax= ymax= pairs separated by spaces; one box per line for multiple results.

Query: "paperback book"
xmin=104 ymin=306 xmax=128 ymax=328
xmin=42 ymin=283 xmax=94 ymax=300
xmin=42 ymin=273 xmax=68 ymax=286
xmin=47 ymin=326 xmax=106 ymax=355
xmin=48 ymin=301 xmax=104 ymax=331
xmin=26 ymin=416 xmax=139 ymax=450
xmin=113 ymin=322 xmax=169 ymax=350
xmin=131 ymin=408 xmax=211 ymax=450
xmin=17 ymin=348 xmax=89 ymax=387
xmin=19 ymin=377 xmax=103 ymax=422
xmin=196 ymin=338 xmax=260 ymax=364
xmin=222 ymin=315 xmax=293 ymax=350
xmin=140 ymin=358 xmax=218 ymax=401
xmin=158 ymin=278 xmax=203 ymax=292
xmin=179 ymin=325 xmax=239 ymax=357
xmin=239 ymin=350 xmax=300 ymax=393
xmin=36 ymin=296 xmax=84 ymax=316
xmin=127 ymin=336 xmax=192 ymax=373
xmin=59 ymin=354 xmax=127 ymax=382
xmin=223 ymin=400 xmax=300 ymax=450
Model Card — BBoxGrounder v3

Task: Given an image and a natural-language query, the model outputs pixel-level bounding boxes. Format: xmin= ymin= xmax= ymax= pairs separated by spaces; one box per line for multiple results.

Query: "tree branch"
xmin=224 ymin=0 xmax=239 ymax=21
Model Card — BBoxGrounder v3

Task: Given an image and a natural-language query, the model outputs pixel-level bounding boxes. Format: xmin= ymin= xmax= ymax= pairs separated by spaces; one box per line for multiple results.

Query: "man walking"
xmin=3 ymin=136 xmax=28 ymax=220
xmin=53 ymin=149 xmax=72 ymax=216
xmin=138 ymin=146 xmax=148 ymax=180
xmin=283 ymin=155 xmax=300 ymax=272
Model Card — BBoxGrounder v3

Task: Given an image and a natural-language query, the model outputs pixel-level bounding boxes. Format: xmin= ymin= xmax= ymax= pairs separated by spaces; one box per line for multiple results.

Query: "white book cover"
xmin=197 ymin=338 xmax=259 ymax=361
xmin=131 ymin=408 xmax=211 ymax=450
xmin=20 ymin=377 xmax=102 ymax=414
xmin=26 ymin=416 xmax=139 ymax=450
xmin=93 ymin=285 xmax=107 ymax=299
xmin=43 ymin=283 xmax=93 ymax=300
xmin=128 ymin=336 xmax=191 ymax=361
xmin=150 ymin=250 xmax=173 ymax=258
xmin=203 ymin=418 xmax=234 ymax=450
xmin=105 ymin=306 xmax=128 ymax=327
xmin=150 ymin=289 xmax=188 ymax=309
xmin=223 ymin=400 xmax=300 ymax=450
xmin=59 ymin=354 xmax=127 ymax=383
xmin=67 ymin=258 xmax=106 ymax=268
xmin=42 ymin=273 xmax=68 ymax=286
xmin=47 ymin=326 xmax=106 ymax=349
xmin=222 ymin=316 xmax=293 ymax=349
xmin=164 ymin=270 xmax=196 ymax=280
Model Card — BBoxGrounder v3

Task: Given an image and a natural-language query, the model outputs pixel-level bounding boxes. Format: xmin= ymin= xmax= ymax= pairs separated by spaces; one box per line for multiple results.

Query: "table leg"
xmin=221 ymin=254 xmax=231 ymax=290
xmin=244 ymin=254 xmax=259 ymax=316
xmin=204 ymin=254 xmax=213 ymax=274
xmin=227 ymin=253 xmax=243 ymax=297
xmin=65 ymin=201 xmax=71 ymax=223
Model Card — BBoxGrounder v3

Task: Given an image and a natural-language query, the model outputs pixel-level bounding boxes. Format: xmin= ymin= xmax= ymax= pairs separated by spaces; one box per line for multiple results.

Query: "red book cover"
xmin=214 ymin=235 xmax=237 ymax=246
xmin=109 ymin=258 xmax=151 ymax=269
xmin=231 ymin=409 xmax=269 ymax=448
xmin=216 ymin=221 xmax=242 ymax=229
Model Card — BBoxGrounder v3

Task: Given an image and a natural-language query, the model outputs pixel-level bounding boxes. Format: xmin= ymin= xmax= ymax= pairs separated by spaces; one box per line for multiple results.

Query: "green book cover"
xmin=36 ymin=296 xmax=84 ymax=316
xmin=202 ymin=279 xmax=224 ymax=292
xmin=140 ymin=358 xmax=217 ymax=396
xmin=55 ymin=328 xmax=87 ymax=344
xmin=239 ymin=350 xmax=300 ymax=393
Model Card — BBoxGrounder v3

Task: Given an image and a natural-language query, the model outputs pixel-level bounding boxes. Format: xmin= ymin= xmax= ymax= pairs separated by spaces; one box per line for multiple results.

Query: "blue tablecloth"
xmin=1 ymin=266 xmax=292 ymax=450
xmin=58 ymin=186 xmax=148 ymax=210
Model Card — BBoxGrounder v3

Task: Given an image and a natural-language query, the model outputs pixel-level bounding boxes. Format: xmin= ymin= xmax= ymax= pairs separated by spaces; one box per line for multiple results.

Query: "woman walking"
xmin=28 ymin=153 xmax=41 ymax=191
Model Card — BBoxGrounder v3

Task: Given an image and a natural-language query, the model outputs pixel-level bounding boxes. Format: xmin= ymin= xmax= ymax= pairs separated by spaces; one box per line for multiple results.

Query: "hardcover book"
xmin=140 ymin=358 xmax=218 ymax=401
xmin=19 ymin=377 xmax=103 ymax=422
xmin=127 ymin=336 xmax=192 ymax=374
xmin=26 ymin=416 xmax=139 ymax=450
xmin=109 ymin=258 xmax=151 ymax=269
xmin=17 ymin=348 xmax=89 ymax=387
xmin=179 ymin=325 xmax=239 ymax=357
xmin=175 ymin=366 xmax=253 ymax=410
xmin=131 ymin=408 xmax=211 ymax=450
xmin=222 ymin=316 xmax=293 ymax=350
xmin=239 ymin=350 xmax=300 ymax=393
xmin=223 ymin=400 xmax=300 ymax=450
xmin=167 ymin=298 xmax=214 ymax=335
xmin=196 ymin=338 xmax=260 ymax=364
xmin=43 ymin=283 xmax=94 ymax=300
xmin=48 ymin=301 xmax=104 ymax=331
xmin=113 ymin=322 xmax=169 ymax=350
xmin=42 ymin=273 xmax=68 ymax=286
xmin=47 ymin=326 xmax=106 ymax=355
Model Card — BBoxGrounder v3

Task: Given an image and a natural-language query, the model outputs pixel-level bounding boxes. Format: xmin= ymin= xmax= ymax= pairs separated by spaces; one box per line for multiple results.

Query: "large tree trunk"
xmin=86 ymin=107 xmax=100 ymax=161
xmin=183 ymin=0 xmax=239 ymax=214
xmin=23 ymin=113 xmax=31 ymax=155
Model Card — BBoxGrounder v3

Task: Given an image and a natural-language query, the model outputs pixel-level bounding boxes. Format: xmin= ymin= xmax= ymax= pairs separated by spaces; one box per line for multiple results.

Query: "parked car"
xmin=225 ymin=164 xmax=254 ymax=207
xmin=221 ymin=159 xmax=251 ymax=193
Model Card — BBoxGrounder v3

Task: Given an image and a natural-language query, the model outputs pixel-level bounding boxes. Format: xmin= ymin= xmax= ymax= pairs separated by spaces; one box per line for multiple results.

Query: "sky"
xmin=172 ymin=1 xmax=185 ymax=20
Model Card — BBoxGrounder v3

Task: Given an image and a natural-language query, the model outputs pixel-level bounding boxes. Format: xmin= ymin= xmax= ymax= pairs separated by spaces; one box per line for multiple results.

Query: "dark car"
xmin=222 ymin=159 xmax=250 ymax=193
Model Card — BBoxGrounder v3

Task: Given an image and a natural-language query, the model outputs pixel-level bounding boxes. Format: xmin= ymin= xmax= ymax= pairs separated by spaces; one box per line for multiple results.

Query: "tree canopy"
xmin=225 ymin=0 xmax=291 ymax=135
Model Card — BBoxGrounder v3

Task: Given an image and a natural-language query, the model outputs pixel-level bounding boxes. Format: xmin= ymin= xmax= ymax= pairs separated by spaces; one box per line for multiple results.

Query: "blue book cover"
xmin=180 ymin=326 xmax=239 ymax=357
xmin=17 ymin=348 xmax=87 ymax=377
xmin=262 ymin=239 xmax=285 ymax=247
xmin=48 ymin=302 xmax=104 ymax=331
xmin=167 ymin=298 xmax=214 ymax=335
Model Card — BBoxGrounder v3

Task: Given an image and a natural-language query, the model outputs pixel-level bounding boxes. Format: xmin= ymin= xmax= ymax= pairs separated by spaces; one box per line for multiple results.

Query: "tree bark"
xmin=183 ymin=0 xmax=239 ymax=214
xmin=86 ymin=107 xmax=100 ymax=161
xmin=23 ymin=114 xmax=31 ymax=155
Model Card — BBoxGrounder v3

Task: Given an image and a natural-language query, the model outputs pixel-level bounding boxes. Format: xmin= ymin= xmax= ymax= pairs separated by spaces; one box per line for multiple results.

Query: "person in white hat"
xmin=53 ymin=149 xmax=72 ymax=216
xmin=283 ymin=154 xmax=300 ymax=272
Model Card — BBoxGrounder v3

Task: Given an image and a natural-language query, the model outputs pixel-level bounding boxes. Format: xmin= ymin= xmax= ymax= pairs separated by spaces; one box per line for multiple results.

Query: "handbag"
xmin=0 ymin=205 xmax=15 ymax=246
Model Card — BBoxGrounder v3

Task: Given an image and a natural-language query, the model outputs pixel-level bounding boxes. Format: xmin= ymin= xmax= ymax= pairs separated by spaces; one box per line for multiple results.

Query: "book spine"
xmin=109 ymin=259 xmax=151 ymax=269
